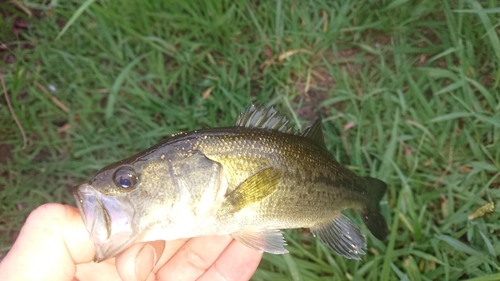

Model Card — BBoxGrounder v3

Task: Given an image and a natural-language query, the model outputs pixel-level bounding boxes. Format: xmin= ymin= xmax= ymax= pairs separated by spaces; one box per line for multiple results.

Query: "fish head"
xmin=73 ymin=147 xmax=226 ymax=262
xmin=73 ymin=162 xmax=149 ymax=261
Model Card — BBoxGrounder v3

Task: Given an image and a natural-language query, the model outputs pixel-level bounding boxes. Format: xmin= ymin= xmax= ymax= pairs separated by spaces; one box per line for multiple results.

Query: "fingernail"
xmin=135 ymin=244 xmax=156 ymax=281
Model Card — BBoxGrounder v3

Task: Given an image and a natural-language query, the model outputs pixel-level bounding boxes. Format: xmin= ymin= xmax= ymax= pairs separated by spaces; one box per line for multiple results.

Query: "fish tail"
xmin=359 ymin=176 xmax=388 ymax=240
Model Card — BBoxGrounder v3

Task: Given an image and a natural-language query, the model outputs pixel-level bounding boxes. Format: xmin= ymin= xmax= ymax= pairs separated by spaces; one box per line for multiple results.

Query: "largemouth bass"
xmin=73 ymin=104 xmax=388 ymax=262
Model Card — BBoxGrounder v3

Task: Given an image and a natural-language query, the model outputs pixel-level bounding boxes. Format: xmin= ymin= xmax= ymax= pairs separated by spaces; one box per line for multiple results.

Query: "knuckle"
xmin=183 ymin=247 xmax=209 ymax=271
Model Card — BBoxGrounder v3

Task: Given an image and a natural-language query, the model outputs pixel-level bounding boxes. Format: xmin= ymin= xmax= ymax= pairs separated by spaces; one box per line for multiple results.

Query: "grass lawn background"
xmin=1 ymin=0 xmax=499 ymax=280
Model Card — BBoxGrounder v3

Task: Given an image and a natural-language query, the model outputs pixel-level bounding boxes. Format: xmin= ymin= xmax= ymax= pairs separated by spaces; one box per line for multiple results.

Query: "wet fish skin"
xmin=73 ymin=104 xmax=388 ymax=262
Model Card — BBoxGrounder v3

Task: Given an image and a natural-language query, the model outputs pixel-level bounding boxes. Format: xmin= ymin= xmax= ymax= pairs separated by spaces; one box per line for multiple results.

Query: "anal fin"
xmin=310 ymin=214 xmax=366 ymax=260
xmin=232 ymin=229 xmax=288 ymax=254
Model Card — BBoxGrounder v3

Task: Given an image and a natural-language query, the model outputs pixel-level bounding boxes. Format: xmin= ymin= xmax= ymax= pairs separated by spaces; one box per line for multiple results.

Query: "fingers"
xmin=156 ymin=235 xmax=234 ymax=281
xmin=117 ymin=236 xmax=262 ymax=281
xmin=115 ymin=238 xmax=190 ymax=281
xmin=152 ymin=238 xmax=189 ymax=273
xmin=0 ymin=203 xmax=96 ymax=281
xmin=115 ymin=240 xmax=165 ymax=281
xmin=197 ymin=239 xmax=263 ymax=281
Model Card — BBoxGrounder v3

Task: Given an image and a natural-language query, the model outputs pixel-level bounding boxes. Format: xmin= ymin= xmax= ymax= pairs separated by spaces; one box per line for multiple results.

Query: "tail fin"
xmin=359 ymin=176 xmax=388 ymax=240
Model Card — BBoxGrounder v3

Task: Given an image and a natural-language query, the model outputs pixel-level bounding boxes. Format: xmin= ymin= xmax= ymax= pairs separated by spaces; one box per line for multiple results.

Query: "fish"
xmin=73 ymin=103 xmax=388 ymax=262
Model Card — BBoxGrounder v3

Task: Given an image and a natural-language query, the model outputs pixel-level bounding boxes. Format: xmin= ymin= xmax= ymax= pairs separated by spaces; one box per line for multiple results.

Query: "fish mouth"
xmin=73 ymin=184 xmax=98 ymax=235
xmin=73 ymin=184 xmax=137 ymax=262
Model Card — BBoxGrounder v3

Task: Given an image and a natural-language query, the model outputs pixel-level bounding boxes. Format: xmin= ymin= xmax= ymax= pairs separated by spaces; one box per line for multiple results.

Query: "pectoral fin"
xmin=226 ymin=166 xmax=280 ymax=211
xmin=310 ymin=214 xmax=366 ymax=260
xmin=232 ymin=229 xmax=288 ymax=254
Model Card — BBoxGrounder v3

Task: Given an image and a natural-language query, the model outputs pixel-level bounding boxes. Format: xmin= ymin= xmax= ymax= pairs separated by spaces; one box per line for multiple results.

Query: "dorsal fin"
xmin=301 ymin=118 xmax=326 ymax=147
xmin=236 ymin=104 xmax=325 ymax=145
xmin=236 ymin=104 xmax=296 ymax=134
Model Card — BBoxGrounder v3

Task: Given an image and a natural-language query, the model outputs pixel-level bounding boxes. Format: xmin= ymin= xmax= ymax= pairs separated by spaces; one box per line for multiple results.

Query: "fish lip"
xmin=73 ymin=183 xmax=137 ymax=262
xmin=73 ymin=184 xmax=97 ymax=234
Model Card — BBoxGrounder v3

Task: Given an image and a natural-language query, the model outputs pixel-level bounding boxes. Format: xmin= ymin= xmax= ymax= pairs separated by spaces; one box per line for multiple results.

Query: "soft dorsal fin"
xmin=236 ymin=104 xmax=295 ymax=134
xmin=301 ymin=118 xmax=326 ymax=147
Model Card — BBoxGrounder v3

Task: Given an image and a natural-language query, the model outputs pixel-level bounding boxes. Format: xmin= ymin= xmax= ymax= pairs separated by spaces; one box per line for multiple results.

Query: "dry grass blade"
xmin=0 ymin=73 xmax=27 ymax=149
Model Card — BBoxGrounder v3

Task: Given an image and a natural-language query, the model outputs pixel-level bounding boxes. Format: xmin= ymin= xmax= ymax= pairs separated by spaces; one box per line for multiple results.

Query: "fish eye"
xmin=113 ymin=166 xmax=138 ymax=190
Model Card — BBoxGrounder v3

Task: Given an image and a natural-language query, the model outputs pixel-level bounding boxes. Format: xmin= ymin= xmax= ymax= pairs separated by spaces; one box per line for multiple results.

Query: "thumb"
xmin=0 ymin=203 xmax=96 ymax=281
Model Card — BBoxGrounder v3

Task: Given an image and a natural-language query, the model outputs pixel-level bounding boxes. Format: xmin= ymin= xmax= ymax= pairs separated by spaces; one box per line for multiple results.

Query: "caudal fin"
xmin=359 ymin=176 xmax=388 ymax=240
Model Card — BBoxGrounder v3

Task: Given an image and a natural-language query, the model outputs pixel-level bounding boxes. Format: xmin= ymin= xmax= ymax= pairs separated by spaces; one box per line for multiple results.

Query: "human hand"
xmin=0 ymin=203 xmax=263 ymax=281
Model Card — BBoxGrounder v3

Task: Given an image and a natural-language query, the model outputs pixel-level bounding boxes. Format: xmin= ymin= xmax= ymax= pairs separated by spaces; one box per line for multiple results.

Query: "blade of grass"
xmin=463 ymin=273 xmax=500 ymax=281
xmin=466 ymin=0 xmax=500 ymax=61
xmin=380 ymin=181 xmax=404 ymax=280
xmin=56 ymin=0 xmax=97 ymax=40
xmin=283 ymin=254 xmax=303 ymax=281
xmin=105 ymin=53 xmax=150 ymax=120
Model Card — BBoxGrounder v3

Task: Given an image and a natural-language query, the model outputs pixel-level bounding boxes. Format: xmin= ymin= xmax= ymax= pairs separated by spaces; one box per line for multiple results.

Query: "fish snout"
xmin=73 ymin=184 xmax=99 ymax=234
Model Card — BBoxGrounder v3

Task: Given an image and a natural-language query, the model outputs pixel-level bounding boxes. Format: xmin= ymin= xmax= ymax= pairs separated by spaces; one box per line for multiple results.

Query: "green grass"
xmin=1 ymin=0 xmax=499 ymax=280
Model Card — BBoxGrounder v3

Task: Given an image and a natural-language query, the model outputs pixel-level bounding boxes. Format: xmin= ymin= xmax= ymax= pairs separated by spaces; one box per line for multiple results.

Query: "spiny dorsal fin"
xmin=301 ymin=118 xmax=326 ymax=147
xmin=236 ymin=104 xmax=296 ymax=134
xmin=237 ymin=104 xmax=325 ymax=145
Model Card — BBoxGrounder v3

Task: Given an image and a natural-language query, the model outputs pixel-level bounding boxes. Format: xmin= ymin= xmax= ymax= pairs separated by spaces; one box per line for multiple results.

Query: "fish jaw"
xmin=73 ymin=184 xmax=138 ymax=262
